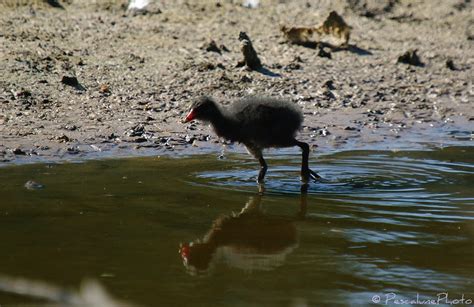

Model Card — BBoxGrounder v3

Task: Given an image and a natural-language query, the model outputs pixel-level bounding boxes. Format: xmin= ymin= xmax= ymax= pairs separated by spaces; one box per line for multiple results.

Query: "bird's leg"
xmin=257 ymin=155 xmax=268 ymax=184
xmin=295 ymin=140 xmax=320 ymax=183
xmin=298 ymin=184 xmax=308 ymax=219
xmin=246 ymin=145 xmax=267 ymax=184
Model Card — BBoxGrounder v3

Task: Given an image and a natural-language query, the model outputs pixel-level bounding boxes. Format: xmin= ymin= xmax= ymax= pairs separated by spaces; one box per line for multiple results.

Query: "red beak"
xmin=184 ymin=109 xmax=196 ymax=123
xmin=180 ymin=244 xmax=190 ymax=259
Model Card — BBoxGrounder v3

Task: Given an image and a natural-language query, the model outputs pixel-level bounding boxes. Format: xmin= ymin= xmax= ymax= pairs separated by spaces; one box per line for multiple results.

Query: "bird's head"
xmin=183 ymin=96 xmax=219 ymax=123
xmin=179 ymin=241 xmax=215 ymax=273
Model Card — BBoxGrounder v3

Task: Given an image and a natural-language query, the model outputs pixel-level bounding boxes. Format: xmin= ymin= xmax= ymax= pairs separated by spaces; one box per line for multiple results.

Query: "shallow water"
xmin=0 ymin=146 xmax=473 ymax=306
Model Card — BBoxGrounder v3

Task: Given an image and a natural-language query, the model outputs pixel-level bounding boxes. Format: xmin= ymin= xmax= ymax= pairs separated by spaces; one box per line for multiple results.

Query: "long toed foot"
xmin=294 ymin=139 xmax=321 ymax=183
xmin=301 ymin=167 xmax=321 ymax=183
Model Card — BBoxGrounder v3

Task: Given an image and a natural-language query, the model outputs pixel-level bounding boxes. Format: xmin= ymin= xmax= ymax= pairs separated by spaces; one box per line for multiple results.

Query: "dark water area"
xmin=0 ymin=146 xmax=473 ymax=306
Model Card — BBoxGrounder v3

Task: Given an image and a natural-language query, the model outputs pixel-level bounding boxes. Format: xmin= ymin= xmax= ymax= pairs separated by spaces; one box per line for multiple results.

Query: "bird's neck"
xmin=210 ymin=105 xmax=237 ymax=140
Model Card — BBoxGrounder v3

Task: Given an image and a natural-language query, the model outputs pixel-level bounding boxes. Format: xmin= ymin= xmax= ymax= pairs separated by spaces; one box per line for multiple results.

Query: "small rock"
xmin=64 ymin=124 xmax=77 ymax=131
xmin=134 ymin=137 xmax=148 ymax=143
xmin=197 ymin=135 xmax=211 ymax=142
xmin=24 ymin=180 xmax=44 ymax=190
xmin=319 ymin=128 xmax=330 ymax=136
xmin=324 ymin=80 xmax=336 ymax=90
xmin=203 ymin=40 xmax=221 ymax=54
xmin=318 ymin=47 xmax=332 ymax=59
xmin=56 ymin=134 xmax=71 ymax=143
xmin=446 ymin=59 xmax=458 ymax=71
xmin=186 ymin=123 xmax=197 ymax=130
xmin=323 ymin=90 xmax=336 ymax=100
xmin=243 ymin=0 xmax=260 ymax=8
xmin=99 ymin=84 xmax=110 ymax=93
xmin=185 ymin=135 xmax=196 ymax=144
xmin=348 ymin=0 xmax=396 ymax=18
xmin=12 ymin=148 xmax=26 ymax=155
xmin=271 ymin=63 xmax=283 ymax=69
xmin=67 ymin=146 xmax=80 ymax=154
xmin=127 ymin=124 xmax=145 ymax=137
xmin=61 ymin=76 xmax=80 ymax=87
xmin=397 ymin=50 xmax=424 ymax=67
xmin=128 ymin=0 xmax=150 ymax=10
xmin=14 ymin=90 xmax=32 ymax=99
xmin=127 ymin=1 xmax=162 ymax=15
xmin=197 ymin=62 xmax=216 ymax=71
xmin=285 ymin=62 xmax=302 ymax=70
xmin=240 ymin=75 xmax=252 ymax=83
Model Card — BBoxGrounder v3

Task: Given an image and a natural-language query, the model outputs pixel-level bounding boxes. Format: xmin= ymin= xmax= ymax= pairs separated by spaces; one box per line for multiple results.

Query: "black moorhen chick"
xmin=183 ymin=96 xmax=320 ymax=183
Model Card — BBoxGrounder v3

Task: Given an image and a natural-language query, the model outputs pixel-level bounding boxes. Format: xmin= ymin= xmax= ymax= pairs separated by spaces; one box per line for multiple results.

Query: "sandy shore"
xmin=0 ymin=0 xmax=473 ymax=164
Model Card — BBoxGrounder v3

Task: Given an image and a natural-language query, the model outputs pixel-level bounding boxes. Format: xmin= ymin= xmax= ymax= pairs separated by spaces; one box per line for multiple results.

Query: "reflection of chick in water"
xmin=180 ymin=192 xmax=307 ymax=273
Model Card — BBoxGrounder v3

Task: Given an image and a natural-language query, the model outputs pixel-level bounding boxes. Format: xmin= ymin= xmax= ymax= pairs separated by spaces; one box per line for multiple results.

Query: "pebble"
xmin=318 ymin=48 xmax=332 ymax=59
xmin=61 ymin=76 xmax=80 ymax=87
xmin=67 ymin=146 xmax=80 ymax=154
xmin=12 ymin=148 xmax=26 ymax=155
xmin=24 ymin=180 xmax=44 ymax=190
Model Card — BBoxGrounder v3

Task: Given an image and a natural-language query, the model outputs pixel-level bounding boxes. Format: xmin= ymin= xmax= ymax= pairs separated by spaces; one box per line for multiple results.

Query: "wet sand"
xmin=0 ymin=0 xmax=473 ymax=164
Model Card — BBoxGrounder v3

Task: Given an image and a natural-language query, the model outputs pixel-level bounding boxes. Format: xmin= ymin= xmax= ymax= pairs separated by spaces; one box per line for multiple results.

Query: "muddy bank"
xmin=0 ymin=0 xmax=473 ymax=164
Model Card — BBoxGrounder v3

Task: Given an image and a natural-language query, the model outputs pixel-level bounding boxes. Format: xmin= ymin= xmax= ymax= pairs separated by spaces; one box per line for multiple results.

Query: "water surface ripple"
xmin=0 ymin=146 xmax=472 ymax=306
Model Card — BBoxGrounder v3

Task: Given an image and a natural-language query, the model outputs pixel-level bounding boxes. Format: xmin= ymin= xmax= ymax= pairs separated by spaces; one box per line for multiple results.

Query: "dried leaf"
xmin=280 ymin=26 xmax=315 ymax=44
xmin=99 ymin=84 xmax=110 ymax=93
xmin=314 ymin=11 xmax=351 ymax=46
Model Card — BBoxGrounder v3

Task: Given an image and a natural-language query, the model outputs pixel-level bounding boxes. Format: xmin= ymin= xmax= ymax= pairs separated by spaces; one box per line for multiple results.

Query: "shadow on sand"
xmin=297 ymin=41 xmax=373 ymax=56
xmin=255 ymin=66 xmax=282 ymax=77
